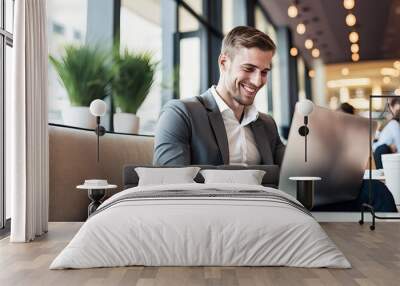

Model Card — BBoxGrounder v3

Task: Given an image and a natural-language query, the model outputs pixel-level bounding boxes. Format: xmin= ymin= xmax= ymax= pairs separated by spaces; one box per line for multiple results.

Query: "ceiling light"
xmin=341 ymin=68 xmax=349 ymax=76
xmin=343 ymin=0 xmax=355 ymax=10
xmin=349 ymin=31 xmax=359 ymax=43
xmin=308 ymin=69 xmax=316 ymax=78
xmin=348 ymin=98 xmax=369 ymax=109
xmin=346 ymin=13 xmax=357 ymax=27
xmin=296 ymin=23 xmax=306 ymax=35
xmin=351 ymin=43 xmax=359 ymax=53
xmin=311 ymin=48 xmax=320 ymax=58
xmin=380 ymin=68 xmax=400 ymax=77
xmin=395 ymin=88 xmax=400 ymax=95
xmin=351 ymin=53 xmax=359 ymax=62
xmin=290 ymin=47 xmax=298 ymax=56
xmin=288 ymin=4 xmax=298 ymax=18
xmin=394 ymin=60 xmax=400 ymax=70
xmin=305 ymin=39 xmax=313 ymax=49
xmin=327 ymin=78 xmax=370 ymax=88
xmin=382 ymin=76 xmax=391 ymax=84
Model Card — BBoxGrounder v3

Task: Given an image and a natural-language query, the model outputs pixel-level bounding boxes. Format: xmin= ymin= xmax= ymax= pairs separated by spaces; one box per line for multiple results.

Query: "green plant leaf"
xmin=49 ymin=44 xmax=112 ymax=107
xmin=112 ymin=49 xmax=157 ymax=114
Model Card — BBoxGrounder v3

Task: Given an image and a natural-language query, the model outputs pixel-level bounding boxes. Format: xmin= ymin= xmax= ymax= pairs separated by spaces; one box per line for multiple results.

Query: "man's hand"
xmin=389 ymin=144 xmax=397 ymax=153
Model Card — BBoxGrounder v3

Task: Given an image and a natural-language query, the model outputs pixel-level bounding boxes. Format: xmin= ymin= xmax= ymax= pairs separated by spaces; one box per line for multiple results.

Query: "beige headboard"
xmin=49 ymin=125 xmax=154 ymax=222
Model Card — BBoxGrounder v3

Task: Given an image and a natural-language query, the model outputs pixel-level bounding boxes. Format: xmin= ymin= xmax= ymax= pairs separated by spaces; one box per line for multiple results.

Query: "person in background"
xmin=337 ymin=102 xmax=355 ymax=115
xmin=373 ymin=97 xmax=400 ymax=169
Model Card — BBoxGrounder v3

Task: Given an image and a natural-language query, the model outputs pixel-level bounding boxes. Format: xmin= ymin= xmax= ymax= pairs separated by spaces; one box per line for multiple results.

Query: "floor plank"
xmin=1 ymin=222 xmax=400 ymax=286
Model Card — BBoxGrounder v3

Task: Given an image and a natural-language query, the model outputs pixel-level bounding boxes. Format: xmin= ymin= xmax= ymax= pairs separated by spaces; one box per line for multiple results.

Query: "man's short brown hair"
xmin=221 ymin=26 xmax=276 ymax=57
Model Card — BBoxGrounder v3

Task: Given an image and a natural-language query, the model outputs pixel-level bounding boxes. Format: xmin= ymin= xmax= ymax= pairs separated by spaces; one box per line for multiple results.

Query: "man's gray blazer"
xmin=153 ymin=88 xmax=285 ymax=166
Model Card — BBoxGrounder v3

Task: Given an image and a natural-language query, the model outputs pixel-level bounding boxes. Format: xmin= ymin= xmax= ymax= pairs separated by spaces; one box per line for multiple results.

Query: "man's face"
xmin=391 ymin=103 xmax=400 ymax=119
xmin=219 ymin=47 xmax=273 ymax=106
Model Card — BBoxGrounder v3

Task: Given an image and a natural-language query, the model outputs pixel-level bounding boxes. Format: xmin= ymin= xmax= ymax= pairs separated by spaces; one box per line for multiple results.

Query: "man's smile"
xmin=240 ymin=83 xmax=258 ymax=96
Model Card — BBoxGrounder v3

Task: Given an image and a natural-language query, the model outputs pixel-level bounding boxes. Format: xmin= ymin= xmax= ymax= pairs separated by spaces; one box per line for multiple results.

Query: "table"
xmin=76 ymin=184 xmax=117 ymax=217
xmin=289 ymin=177 xmax=321 ymax=210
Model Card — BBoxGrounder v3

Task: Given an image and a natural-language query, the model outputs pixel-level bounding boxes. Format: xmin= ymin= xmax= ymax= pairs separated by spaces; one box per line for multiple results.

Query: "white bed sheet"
xmin=50 ymin=183 xmax=351 ymax=269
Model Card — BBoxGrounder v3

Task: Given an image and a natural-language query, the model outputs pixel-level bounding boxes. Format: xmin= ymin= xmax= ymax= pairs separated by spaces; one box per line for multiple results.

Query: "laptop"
xmin=279 ymin=104 xmax=377 ymax=207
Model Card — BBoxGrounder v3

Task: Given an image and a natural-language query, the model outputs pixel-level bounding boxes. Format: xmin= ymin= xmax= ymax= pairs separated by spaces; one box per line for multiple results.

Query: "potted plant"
xmin=49 ymin=45 xmax=111 ymax=128
xmin=112 ymin=50 xmax=156 ymax=134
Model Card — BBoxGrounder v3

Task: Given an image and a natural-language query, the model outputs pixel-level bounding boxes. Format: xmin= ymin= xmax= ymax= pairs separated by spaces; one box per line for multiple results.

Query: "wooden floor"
xmin=1 ymin=222 xmax=400 ymax=286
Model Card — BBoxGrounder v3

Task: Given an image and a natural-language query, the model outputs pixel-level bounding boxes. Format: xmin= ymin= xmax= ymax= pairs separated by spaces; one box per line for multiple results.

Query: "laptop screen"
xmin=279 ymin=104 xmax=376 ymax=207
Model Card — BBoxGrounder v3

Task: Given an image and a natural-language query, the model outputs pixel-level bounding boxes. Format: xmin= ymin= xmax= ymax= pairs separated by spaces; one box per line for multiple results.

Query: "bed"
xmin=50 ymin=166 xmax=350 ymax=269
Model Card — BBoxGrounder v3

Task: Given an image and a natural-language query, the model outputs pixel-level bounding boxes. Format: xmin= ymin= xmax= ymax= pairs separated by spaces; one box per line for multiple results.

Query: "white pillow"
xmin=200 ymin=169 xmax=266 ymax=185
xmin=135 ymin=167 xmax=201 ymax=186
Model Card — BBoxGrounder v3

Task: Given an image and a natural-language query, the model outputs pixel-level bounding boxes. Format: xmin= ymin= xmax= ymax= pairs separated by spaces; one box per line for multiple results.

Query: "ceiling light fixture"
xmin=290 ymin=47 xmax=298 ymax=56
xmin=305 ymin=39 xmax=313 ymax=49
xmin=351 ymin=43 xmax=359 ymax=53
xmin=351 ymin=53 xmax=359 ymax=62
xmin=311 ymin=48 xmax=320 ymax=58
xmin=382 ymin=76 xmax=391 ymax=84
xmin=288 ymin=4 xmax=298 ymax=18
xmin=343 ymin=0 xmax=355 ymax=10
xmin=394 ymin=60 xmax=400 ymax=70
xmin=308 ymin=69 xmax=316 ymax=78
xmin=349 ymin=31 xmax=359 ymax=43
xmin=327 ymin=78 xmax=370 ymax=88
xmin=341 ymin=68 xmax=350 ymax=76
xmin=346 ymin=13 xmax=357 ymax=27
xmin=380 ymin=68 xmax=400 ymax=77
xmin=296 ymin=23 xmax=306 ymax=35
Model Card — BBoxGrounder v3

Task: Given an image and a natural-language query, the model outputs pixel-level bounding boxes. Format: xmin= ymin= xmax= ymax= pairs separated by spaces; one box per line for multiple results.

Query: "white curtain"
xmin=8 ymin=0 xmax=49 ymax=242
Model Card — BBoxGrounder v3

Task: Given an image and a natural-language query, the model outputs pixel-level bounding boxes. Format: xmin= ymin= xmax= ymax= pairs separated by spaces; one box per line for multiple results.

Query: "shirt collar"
xmin=210 ymin=86 xmax=259 ymax=125
xmin=210 ymin=86 xmax=230 ymax=113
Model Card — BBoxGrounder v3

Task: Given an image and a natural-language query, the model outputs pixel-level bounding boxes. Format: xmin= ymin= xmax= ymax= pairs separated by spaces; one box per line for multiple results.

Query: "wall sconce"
xmin=89 ymin=99 xmax=107 ymax=162
xmin=297 ymin=99 xmax=314 ymax=162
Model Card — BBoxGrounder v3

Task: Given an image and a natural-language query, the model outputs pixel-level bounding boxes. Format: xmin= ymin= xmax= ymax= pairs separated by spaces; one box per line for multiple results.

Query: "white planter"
xmin=382 ymin=153 xmax=400 ymax=204
xmin=113 ymin=113 xmax=140 ymax=134
xmin=62 ymin=106 xmax=96 ymax=129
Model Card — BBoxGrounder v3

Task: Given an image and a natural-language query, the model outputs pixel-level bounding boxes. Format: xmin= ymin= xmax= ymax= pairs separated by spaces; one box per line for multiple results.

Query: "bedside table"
xmin=77 ymin=184 xmax=117 ymax=217
xmin=289 ymin=177 xmax=321 ymax=210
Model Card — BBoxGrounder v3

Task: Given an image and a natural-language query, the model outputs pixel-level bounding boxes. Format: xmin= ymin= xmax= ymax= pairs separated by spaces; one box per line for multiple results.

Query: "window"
xmin=1 ymin=0 xmax=14 ymax=229
xmin=47 ymin=0 xmax=88 ymax=126
xmin=222 ymin=0 xmax=234 ymax=34
xmin=297 ymin=56 xmax=306 ymax=100
xmin=254 ymin=5 xmax=279 ymax=116
xmin=176 ymin=0 xmax=223 ymax=100
xmin=178 ymin=4 xmax=202 ymax=99
xmin=46 ymin=0 xmax=226 ymax=135
xmin=120 ymin=0 xmax=162 ymax=135
xmin=5 ymin=0 xmax=13 ymax=33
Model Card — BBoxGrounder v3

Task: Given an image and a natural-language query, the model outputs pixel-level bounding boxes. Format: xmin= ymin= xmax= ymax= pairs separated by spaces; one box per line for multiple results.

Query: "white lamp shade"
xmin=89 ymin=99 xmax=107 ymax=117
xmin=297 ymin=99 xmax=314 ymax=116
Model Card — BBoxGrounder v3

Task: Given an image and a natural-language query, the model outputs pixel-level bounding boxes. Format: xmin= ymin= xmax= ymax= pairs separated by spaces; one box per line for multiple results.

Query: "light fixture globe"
xmin=90 ymin=99 xmax=107 ymax=117
xmin=349 ymin=31 xmax=359 ymax=43
xmin=343 ymin=0 xmax=355 ymax=10
xmin=298 ymin=99 xmax=314 ymax=116
xmin=288 ymin=5 xmax=298 ymax=18
xmin=346 ymin=13 xmax=356 ymax=27
xmin=305 ymin=39 xmax=314 ymax=49
xmin=296 ymin=23 xmax=306 ymax=35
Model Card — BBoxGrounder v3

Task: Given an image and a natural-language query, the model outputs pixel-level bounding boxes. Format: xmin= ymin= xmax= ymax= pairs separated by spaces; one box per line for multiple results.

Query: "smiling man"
xmin=153 ymin=26 xmax=285 ymax=166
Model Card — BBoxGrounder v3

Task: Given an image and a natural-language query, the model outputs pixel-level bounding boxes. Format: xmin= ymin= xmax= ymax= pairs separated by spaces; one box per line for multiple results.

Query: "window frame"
xmin=1 ymin=0 xmax=14 ymax=231
xmin=174 ymin=0 xmax=223 ymax=99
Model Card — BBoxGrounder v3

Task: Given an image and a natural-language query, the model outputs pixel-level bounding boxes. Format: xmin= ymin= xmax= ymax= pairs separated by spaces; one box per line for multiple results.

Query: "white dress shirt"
xmin=373 ymin=119 xmax=400 ymax=153
xmin=210 ymin=86 xmax=261 ymax=165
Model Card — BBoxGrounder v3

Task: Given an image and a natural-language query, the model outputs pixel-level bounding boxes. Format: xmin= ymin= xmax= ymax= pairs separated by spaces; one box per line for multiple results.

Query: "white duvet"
xmin=50 ymin=183 xmax=351 ymax=269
